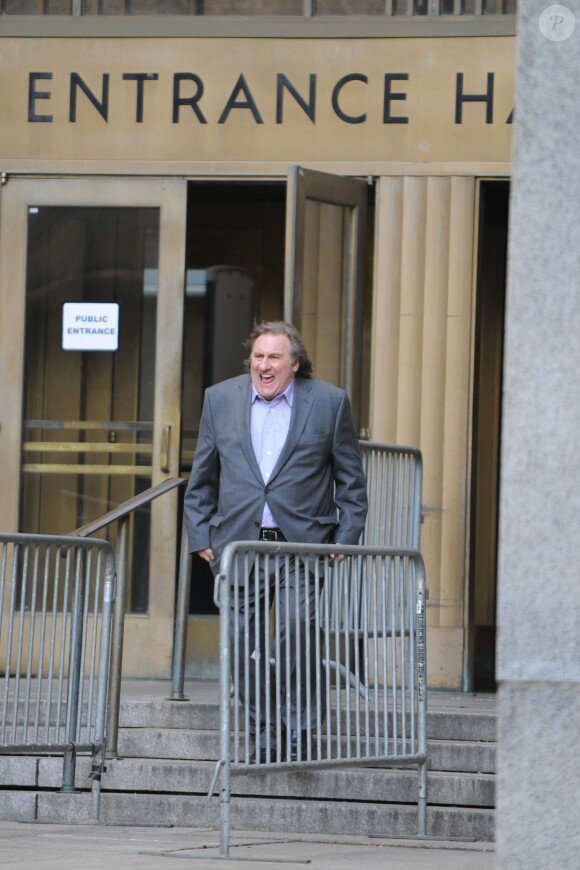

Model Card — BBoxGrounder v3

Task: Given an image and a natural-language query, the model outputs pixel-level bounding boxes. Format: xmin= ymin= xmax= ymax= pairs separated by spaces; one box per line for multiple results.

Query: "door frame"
xmin=466 ymin=177 xmax=509 ymax=691
xmin=0 ymin=176 xmax=187 ymax=677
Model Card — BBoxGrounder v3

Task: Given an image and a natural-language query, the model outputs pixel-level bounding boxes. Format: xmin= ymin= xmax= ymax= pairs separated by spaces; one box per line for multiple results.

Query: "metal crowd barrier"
xmin=211 ymin=540 xmax=428 ymax=857
xmin=359 ymin=442 xmax=422 ymax=549
xmin=326 ymin=442 xmax=423 ymax=697
xmin=170 ymin=441 xmax=424 ymax=700
xmin=0 ymin=533 xmax=116 ymax=821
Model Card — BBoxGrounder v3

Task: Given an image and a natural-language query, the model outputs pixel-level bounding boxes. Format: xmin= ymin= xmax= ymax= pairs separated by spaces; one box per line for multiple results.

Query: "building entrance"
xmin=180 ymin=175 xmax=369 ymax=676
xmin=179 ymin=182 xmax=286 ymax=675
xmin=0 ymin=170 xmax=368 ymax=679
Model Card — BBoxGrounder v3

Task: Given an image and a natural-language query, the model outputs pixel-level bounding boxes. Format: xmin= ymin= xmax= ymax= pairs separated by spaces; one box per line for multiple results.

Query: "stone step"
xmin=0 ymin=790 xmax=494 ymax=841
xmin=1 ymin=740 xmax=496 ymax=807
xmin=31 ymin=756 xmax=494 ymax=808
xmin=118 ymin=726 xmax=217 ymax=761
xmin=426 ymin=711 xmax=496 ymax=743
xmin=0 ymin=687 xmax=497 ymax=842
xmin=114 ymin=727 xmax=496 ymax=773
xmin=118 ymin=698 xmax=496 ymax=743
xmin=119 ymin=699 xmax=219 ymax=731
xmin=429 ymin=739 xmax=495 ymax=774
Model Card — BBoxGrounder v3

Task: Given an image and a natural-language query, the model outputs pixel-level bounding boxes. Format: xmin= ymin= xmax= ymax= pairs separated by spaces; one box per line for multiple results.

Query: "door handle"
xmin=160 ymin=424 xmax=172 ymax=473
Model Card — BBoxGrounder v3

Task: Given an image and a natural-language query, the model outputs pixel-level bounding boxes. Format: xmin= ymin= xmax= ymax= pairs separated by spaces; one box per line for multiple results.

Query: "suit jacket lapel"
xmin=269 ymin=377 xmax=314 ymax=482
xmin=236 ymin=376 xmax=263 ymax=483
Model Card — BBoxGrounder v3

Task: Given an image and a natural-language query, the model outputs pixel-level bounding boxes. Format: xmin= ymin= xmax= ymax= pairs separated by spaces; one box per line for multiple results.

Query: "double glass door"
xmin=0 ymin=170 xmax=366 ymax=678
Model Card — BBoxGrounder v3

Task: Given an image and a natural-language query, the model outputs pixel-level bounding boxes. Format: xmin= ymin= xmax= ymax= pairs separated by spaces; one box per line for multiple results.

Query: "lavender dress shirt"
xmin=250 ymin=380 xmax=294 ymax=528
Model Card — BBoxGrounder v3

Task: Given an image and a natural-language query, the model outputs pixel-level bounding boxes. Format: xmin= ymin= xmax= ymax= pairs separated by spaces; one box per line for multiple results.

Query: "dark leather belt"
xmin=259 ymin=527 xmax=286 ymax=542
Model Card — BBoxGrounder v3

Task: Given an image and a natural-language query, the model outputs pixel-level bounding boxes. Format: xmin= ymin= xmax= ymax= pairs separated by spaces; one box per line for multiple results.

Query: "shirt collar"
xmin=251 ymin=378 xmax=295 ymax=407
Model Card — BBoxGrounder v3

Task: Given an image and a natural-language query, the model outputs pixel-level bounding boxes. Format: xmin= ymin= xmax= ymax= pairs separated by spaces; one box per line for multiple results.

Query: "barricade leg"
xmin=61 ymin=744 xmax=77 ymax=793
xmin=218 ymin=574 xmax=232 ymax=858
xmin=418 ymin=757 xmax=428 ymax=837
xmin=416 ymin=557 xmax=428 ymax=837
xmin=89 ymin=744 xmax=106 ymax=823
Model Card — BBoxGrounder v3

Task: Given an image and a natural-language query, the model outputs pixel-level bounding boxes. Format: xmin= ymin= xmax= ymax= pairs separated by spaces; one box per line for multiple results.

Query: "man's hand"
xmin=197 ymin=548 xmax=214 ymax=563
xmin=330 ymin=545 xmax=345 ymax=567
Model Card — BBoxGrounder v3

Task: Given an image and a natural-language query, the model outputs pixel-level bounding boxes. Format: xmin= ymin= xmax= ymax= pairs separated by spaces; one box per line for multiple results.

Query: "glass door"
xmin=284 ymin=166 xmax=368 ymax=428
xmin=0 ymin=178 xmax=187 ymax=676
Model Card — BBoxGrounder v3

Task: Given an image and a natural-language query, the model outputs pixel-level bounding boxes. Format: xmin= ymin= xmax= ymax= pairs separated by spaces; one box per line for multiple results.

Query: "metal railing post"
xmin=61 ymin=744 xmax=76 ymax=793
xmin=169 ymin=514 xmax=192 ymax=700
xmin=61 ymin=548 xmax=87 ymax=792
xmin=105 ymin=515 xmax=128 ymax=759
xmin=218 ymin=568 xmax=231 ymax=858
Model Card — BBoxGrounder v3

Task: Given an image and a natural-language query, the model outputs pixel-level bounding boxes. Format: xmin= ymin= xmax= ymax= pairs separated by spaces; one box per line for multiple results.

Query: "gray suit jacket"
xmin=184 ymin=374 xmax=367 ymax=572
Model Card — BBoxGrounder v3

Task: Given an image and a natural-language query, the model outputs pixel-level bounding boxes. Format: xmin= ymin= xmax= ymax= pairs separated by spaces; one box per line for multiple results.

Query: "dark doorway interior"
xmin=470 ymin=180 xmax=510 ymax=692
xmin=181 ymin=181 xmax=286 ymax=615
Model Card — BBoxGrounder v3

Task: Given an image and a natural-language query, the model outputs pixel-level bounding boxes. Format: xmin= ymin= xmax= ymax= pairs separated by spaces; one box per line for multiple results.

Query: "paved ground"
xmin=1 ymin=822 xmax=495 ymax=869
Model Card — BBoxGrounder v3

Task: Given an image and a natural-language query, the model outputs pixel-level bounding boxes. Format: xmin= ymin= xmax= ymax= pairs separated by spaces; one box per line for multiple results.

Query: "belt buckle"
xmin=262 ymin=528 xmax=277 ymax=541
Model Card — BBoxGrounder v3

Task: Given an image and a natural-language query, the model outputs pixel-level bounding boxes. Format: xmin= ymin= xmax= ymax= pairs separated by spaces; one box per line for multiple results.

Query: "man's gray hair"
xmin=244 ymin=321 xmax=313 ymax=378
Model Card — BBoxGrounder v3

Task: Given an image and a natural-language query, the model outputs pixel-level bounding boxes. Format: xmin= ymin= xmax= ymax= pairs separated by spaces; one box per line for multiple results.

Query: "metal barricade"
xmin=0 ymin=533 xmax=116 ymax=822
xmin=359 ymin=442 xmax=422 ymax=549
xmin=324 ymin=442 xmax=423 ymax=697
xmin=170 ymin=442 xmax=423 ymax=699
xmin=211 ymin=541 xmax=427 ymax=857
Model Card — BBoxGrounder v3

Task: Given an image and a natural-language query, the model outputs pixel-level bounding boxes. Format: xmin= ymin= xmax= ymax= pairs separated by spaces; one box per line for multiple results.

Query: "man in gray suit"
xmin=185 ymin=321 xmax=367 ymax=762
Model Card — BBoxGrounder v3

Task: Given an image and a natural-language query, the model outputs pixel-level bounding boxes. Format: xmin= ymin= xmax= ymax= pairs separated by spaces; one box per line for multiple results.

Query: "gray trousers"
xmin=230 ymin=556 xmax=325 ymax=750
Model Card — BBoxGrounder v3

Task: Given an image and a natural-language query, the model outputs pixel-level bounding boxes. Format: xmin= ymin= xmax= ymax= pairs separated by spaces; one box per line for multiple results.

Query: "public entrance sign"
xmin=62 ymin=302 xmax=120 ymax=351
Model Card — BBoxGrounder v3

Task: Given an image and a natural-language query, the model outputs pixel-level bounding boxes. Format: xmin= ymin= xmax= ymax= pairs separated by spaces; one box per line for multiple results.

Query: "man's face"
xmin=250 ymin=333 xmax=299 ymax=401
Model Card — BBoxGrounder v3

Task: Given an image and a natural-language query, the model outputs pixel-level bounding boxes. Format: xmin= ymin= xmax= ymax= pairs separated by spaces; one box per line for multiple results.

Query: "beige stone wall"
xmin=370 ymin=175 xmax=476 ymax=688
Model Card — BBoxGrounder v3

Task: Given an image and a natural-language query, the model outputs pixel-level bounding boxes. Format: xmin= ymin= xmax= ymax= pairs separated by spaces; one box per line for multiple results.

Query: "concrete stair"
xmin=0 ymin=682 xmax=496 ymax=841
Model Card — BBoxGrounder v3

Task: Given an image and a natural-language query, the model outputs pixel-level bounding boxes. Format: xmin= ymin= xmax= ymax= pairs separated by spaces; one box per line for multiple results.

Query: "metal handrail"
xmin=71 ymin=476 xmax=186 ymax=756
xmin=72 ymin=478 xmax=183 ymax=536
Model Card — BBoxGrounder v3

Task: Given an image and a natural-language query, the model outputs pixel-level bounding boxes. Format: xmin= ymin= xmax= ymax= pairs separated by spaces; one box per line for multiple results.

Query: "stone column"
xmin=496 ymin=1 xmax=580 ymax=867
